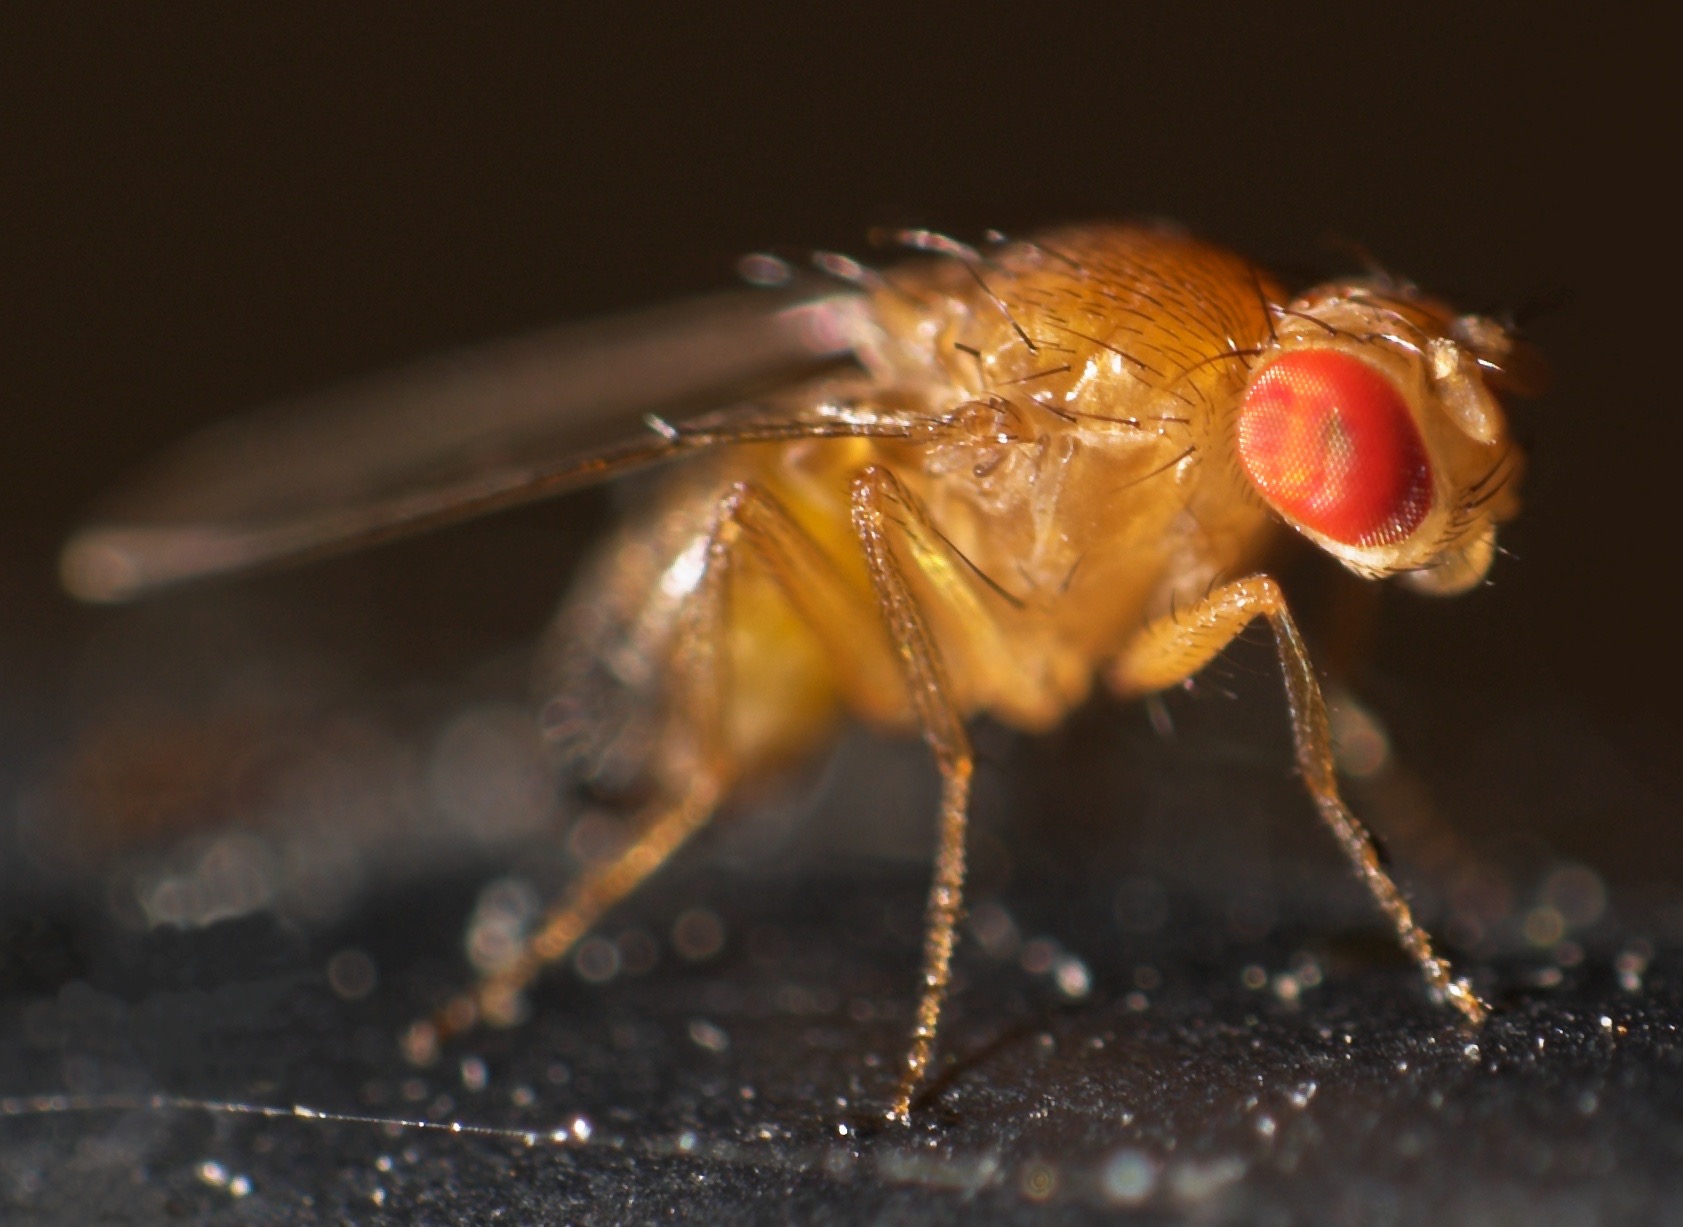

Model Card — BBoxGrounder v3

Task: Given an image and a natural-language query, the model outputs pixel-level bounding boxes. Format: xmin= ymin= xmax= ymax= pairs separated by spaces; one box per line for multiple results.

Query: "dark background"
xmin=2 ymin=8 xmax=1680 ymax=1225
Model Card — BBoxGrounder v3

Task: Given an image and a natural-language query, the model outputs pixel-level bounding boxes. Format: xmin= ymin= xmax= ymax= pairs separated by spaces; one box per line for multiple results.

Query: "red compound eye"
xmin=1237 ymin=350 xmax=1432 ymax=547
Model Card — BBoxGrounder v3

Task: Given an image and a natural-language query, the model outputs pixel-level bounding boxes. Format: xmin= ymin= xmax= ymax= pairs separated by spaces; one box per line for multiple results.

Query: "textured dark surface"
xmin=4 ymin=869 xmax=1682 ymax=1226
xmin=3 ymin=692 xmax=1683 ymax=1227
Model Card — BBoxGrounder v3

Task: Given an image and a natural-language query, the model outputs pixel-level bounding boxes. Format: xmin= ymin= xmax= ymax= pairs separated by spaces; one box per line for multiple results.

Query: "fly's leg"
xmin=403 ymin=481 xmax=906 ymax=1065
xmin=849 ymin=466 xmax=978 ymax=1124
xmin=1106 ymin=575 xmax=1486 ymax=1026
xmin=403 ymin=528 xmax=733 ymax=1064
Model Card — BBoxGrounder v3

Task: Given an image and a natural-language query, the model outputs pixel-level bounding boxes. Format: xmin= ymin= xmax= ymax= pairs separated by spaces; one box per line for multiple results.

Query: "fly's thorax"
xmin=1234 ymin=280 xmax=1531 ymax=596
xmin=839 ymin=226 xmax=1298 ymax=662
xmin=856 ymin=226 xmax=1273 ymax=401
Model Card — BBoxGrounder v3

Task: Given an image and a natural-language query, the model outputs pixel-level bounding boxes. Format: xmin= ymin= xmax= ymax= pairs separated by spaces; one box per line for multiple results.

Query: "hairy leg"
xmin=403 ymin=480 xmax=907 ymax=1065
xmin=1107 ymin=575 xmax=1485 ymax=1026
xmin=850 ymin=465 xmax=979 ymax=1122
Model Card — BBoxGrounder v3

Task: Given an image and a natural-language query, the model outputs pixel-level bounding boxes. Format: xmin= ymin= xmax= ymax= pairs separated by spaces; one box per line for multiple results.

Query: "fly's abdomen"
xmin=538 ymin=462 xmax=845 ymax=804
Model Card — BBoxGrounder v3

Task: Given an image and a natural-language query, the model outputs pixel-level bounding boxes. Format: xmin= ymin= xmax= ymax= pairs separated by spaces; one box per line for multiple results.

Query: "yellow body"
xmin=548 ymin=224 xmax=1521 ymax=800
xmin=550 ymin=228 xmax=1291 ymax=790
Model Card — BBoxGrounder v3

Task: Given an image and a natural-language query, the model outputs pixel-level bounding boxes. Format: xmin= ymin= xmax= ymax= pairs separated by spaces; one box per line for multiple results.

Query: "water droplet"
xmin=1104 ymin=1151 xmax=1157 ymax=1205
xmin=688 ymin=1018 xmax=731 ymax=1054
xmin=672 ymin=907 xmax=726 ymax=961
xmin=459 ymin=1056 xmax=488 ymax=1093
xmin=1053 ymin=954 xmax=1091 ymax=1000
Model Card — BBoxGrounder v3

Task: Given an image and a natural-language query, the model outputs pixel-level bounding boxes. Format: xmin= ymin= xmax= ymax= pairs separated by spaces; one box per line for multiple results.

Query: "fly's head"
xmin=1234 ymin=277 xmax=1545 ymax=595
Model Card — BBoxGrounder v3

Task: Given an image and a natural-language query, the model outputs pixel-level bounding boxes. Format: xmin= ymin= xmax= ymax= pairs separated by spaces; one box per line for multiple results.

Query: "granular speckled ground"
xmin=4 ymin=694 xmax=1681 ymax=1227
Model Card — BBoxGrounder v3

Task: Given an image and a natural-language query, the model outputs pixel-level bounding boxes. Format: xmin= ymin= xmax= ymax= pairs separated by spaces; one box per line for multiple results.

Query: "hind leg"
xmin=403 ymin=480 xmax=908 ymax=1064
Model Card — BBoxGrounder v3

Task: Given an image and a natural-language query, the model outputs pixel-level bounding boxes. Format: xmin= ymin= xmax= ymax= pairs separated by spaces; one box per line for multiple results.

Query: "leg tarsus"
xmin=886 ymin=754 xmax=974 ymax=1124
xmin=403 ymin=776 xmax=725 ymax=1064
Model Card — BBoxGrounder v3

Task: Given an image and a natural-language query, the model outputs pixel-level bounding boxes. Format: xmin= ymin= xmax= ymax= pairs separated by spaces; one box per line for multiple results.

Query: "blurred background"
xmin=1 ymin=5 xmax=1677 ymax=1006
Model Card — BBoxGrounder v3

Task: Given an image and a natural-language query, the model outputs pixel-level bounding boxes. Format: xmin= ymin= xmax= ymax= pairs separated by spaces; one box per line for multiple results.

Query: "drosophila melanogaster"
xmin=62 ymin=222 xmax=1542 ymax=1123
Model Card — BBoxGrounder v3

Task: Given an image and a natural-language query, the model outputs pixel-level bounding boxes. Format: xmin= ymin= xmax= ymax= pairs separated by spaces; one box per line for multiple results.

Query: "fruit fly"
xmin=61 ymin=222 xmax=1542 ymax=1123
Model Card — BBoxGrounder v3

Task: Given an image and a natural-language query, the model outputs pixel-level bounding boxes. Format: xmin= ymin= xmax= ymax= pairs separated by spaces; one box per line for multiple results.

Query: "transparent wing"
xmin=62 ymin=286 xmax=872 ymax=603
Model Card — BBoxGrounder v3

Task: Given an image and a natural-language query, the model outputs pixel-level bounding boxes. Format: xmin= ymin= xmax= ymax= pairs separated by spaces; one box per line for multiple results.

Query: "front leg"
xmin=1107 ymin=575 xmax=1486 ymax=1027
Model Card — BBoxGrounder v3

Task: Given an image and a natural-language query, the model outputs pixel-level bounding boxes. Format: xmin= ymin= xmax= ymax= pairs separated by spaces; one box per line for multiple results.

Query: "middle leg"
xmin=849 ymin=465 xmax=979 ymax=1124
